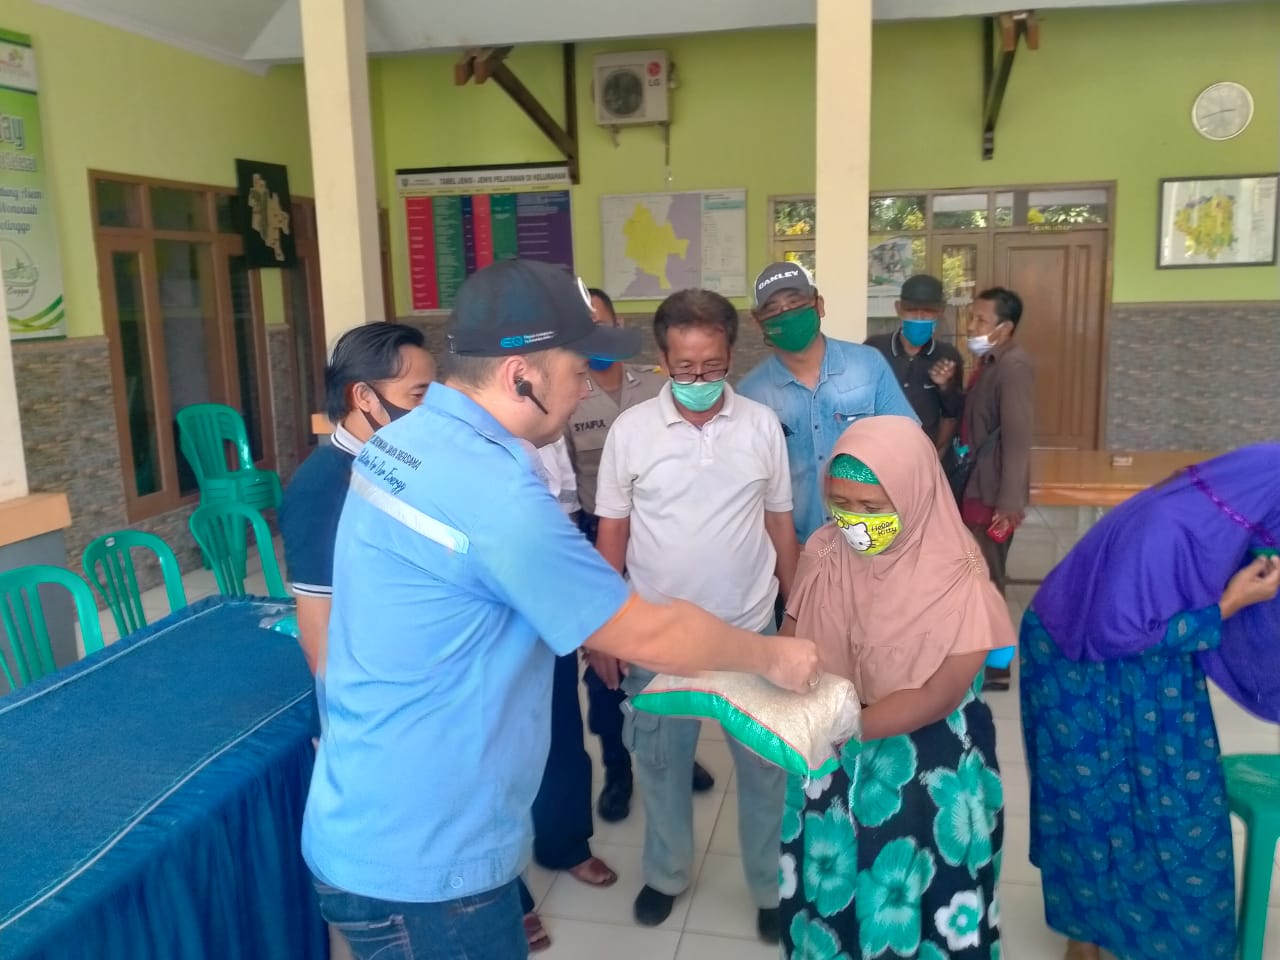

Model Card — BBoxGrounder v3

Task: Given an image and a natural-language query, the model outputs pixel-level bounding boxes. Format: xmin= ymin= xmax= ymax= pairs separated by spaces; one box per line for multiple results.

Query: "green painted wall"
xmin=6 ymin=0 xmax=312 ymax=337
xmin=7 ymin=0 xmax=1278 ymax=338
xmin=374 ymin=1 xmax=1279 ymax=316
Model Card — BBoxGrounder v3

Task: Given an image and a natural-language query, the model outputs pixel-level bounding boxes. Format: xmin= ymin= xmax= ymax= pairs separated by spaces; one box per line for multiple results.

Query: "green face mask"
xmin=670 ymin=378 xmax=726 ymax=412
xmin=762 ymin=305 xmax=821 ymax=353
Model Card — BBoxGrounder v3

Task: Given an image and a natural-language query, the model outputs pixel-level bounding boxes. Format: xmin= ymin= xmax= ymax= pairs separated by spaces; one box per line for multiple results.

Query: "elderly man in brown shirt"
xmin=933 ymin=286 xmax=1034 ymax=690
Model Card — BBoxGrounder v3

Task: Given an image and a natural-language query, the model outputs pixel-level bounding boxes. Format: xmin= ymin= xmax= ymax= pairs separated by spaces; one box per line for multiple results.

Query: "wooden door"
xmin=993 ymin=231 xmax=1106 ymax=450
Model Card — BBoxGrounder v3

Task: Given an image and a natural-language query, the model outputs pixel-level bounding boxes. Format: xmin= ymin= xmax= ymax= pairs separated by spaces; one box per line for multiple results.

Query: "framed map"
xmin=1157 ymin=174 xmax=1278 ymax=269
xmin=601 ymin=190 xmax=746 ymax=300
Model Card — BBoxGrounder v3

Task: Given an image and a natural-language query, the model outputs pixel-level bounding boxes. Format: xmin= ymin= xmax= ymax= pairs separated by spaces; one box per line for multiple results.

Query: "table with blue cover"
xmin=0 ymin=597 xmax=326 ymax=960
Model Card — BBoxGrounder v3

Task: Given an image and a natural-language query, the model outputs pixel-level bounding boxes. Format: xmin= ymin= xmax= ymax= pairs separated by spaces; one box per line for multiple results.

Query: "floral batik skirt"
xmin=780 ymin=683 xmax=1004 ymax=959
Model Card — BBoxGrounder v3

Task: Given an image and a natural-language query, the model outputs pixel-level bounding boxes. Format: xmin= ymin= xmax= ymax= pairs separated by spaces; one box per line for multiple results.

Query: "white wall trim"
xmin=30 ymin=0 xmax=271 ymax=75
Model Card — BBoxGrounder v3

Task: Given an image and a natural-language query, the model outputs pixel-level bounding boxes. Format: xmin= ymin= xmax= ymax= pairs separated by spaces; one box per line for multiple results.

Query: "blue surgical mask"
xmin=588 ymin=358 xmax=615 ymax=372
xmin=670 ymin=379 xmax=725 ymax=412
xmin=901 ymin=318 xmax=935 ymax=347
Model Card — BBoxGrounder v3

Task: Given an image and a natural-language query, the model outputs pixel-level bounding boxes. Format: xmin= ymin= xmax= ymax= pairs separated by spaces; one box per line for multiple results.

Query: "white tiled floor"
xmin=101 ymin=511 xmax=1280 ymax=959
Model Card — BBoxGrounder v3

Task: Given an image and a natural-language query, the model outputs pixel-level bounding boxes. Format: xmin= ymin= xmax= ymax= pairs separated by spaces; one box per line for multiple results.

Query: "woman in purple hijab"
xmin=1020 ymin=444 xmax=1280 ymax=960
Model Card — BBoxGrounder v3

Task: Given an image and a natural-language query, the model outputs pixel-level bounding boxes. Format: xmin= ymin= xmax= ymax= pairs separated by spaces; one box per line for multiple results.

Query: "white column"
xmin=300 ymin=0 xmax=385 ymax=341
xmin=815 ymin=0 xmax=873 ymax=342
xmin=0 ymin=242 xmax=30 ymax=502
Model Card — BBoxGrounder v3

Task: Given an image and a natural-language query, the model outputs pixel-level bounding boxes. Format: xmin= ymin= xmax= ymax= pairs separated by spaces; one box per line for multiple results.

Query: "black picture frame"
xmin=235 ymin=159 xmax=297 ymax=269
xmin=1156 ymin=173 xmax=1279 ymax=270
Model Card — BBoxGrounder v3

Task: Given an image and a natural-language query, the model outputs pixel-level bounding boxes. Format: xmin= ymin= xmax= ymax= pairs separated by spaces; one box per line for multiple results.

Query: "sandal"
xmin=567 ymin=856 xmax=619 ymax=888
xmin=524 ymin=913 xmax=552 ymax=953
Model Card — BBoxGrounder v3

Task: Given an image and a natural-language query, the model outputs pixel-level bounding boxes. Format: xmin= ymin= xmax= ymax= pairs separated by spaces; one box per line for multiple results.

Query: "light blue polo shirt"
xmin=737 ymin=337 xmax=917 ymax=543
xmin=302 ymin=383 xmax=631 ymax=903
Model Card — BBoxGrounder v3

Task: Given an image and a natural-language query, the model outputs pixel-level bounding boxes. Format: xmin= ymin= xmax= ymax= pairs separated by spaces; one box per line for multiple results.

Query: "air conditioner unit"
xmin=593 ymin=51 xmax=670 ymax=126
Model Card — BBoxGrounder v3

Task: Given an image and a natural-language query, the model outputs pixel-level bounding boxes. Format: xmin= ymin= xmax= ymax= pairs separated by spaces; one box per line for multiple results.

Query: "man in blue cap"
xmin=301 ymin=259 xmax=820 ymax=960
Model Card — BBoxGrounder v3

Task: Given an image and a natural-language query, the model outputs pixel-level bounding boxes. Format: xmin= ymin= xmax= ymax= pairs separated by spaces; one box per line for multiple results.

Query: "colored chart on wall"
xmin=600 ymin=190 xmax=747 ymax=301
xmin=397 ymin=163 xmax=574 ymax=312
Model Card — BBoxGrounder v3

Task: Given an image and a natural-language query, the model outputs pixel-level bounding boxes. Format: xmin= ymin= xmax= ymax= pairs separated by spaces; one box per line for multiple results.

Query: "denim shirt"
xmin=737 ymin=337 xmax=917 ymax=542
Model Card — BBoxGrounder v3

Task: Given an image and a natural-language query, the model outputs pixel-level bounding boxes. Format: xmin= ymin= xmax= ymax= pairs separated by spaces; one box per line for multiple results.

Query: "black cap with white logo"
xmin=753 ymin=261 xmax=816 ymax=308
xmin=447 ymin=260 xmax=641 ymax=360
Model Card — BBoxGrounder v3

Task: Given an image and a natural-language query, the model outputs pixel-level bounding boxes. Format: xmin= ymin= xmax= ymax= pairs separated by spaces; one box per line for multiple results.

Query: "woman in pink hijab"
xmin=779 ymin=416 xmax=1015 ymax=959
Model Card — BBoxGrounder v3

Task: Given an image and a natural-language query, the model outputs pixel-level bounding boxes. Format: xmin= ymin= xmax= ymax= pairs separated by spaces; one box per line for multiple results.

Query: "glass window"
xmin=994 ymin=192 xmax=1015 ymax=227
xmin=229 ymin=255 xmax=265 ymax=462
xmin=868 ymin=235 xmax=927 ymax=318
xmin=869 ymin=196 xmax=926 ymax=233
xmin=773 ymin=199 xmax=816 ymax=237
xmin=778 ymin=248 xmax=816 ymax=280
xmin=933 ymin=193 xmax=988 ymax=230
xmin=150 ymin=187 xmax=208 ymax=232
xmin=215 ymin=194 xmax=242 ymax=235
xmin=96 ymin=180 xmax=142 ymax=228
xmin=111 ymin=251 xmax=160 ymax=497
xmin=1026 ymin=188 xmax=1108 ymax=225
xmin=155 ymin=239 xmax=219 ymax=494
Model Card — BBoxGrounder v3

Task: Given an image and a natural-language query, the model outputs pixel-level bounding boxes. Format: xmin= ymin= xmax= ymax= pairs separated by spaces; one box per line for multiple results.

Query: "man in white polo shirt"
xmin=594 ymin=289 xmax=800 ymax=943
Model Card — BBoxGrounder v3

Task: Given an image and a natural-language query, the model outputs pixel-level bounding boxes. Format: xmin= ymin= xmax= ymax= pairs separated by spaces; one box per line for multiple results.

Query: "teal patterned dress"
xmin=780 ymin=679 xmax=1004 ymax=959
xmin=1020 ymin=606 xmax=1236 ymax=959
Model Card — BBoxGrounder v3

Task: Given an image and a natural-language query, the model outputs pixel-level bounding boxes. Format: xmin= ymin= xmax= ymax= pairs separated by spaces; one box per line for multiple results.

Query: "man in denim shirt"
xmin=738 ymin=262 xmax=918 ymax=544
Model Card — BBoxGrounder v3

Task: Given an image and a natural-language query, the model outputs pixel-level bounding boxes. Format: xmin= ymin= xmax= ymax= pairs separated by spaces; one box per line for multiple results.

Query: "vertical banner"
xmin=0 ymin=29 xmax=65 ymax=340
xmin=397 ymin=163 xmax=573 ymax=313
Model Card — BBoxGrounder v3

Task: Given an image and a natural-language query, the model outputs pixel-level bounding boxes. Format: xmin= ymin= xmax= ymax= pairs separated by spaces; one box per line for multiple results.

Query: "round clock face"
xmin=1192 ymin=82 xmax=1253 ymax=141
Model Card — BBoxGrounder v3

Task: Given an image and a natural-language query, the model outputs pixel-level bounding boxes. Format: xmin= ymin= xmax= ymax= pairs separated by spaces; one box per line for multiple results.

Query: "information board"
xmin=397 ymin=163 xmax=574 ymax=312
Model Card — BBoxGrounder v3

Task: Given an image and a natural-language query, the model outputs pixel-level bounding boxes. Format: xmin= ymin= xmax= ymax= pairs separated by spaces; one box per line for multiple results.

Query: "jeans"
xmin=314 ymin=878 xmax=526 ymax=960
xmin=621 ymin=623 xmax=785 ymax=908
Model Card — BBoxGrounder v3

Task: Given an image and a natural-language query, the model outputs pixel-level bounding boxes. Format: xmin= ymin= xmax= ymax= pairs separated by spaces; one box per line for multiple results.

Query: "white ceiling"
xmin=35 ymin=0 xmax=1248 ymax=72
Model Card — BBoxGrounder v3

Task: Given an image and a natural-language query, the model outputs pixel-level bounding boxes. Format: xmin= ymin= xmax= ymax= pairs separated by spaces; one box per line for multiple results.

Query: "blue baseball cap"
xmin=447 ymin=260 xmax=641 ymax=360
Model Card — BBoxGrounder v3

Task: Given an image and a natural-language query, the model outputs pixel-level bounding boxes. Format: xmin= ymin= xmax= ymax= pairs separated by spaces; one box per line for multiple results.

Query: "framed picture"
xmin=235 ymin=159 xmax=297 ymax=268
xmin=1157 ymin=173 xmax=1278 ymax=269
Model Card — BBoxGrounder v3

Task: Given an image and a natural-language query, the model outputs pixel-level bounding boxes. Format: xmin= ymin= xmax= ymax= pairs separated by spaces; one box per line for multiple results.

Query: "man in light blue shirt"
xmin=301 ymin=260 xmax=821 ymax=960
xmin=738 ymin=262 xmax=918 ymax=543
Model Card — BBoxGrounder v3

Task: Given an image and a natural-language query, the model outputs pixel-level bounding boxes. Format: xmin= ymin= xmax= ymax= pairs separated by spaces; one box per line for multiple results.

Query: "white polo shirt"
xmin=595 ymin=382 xmax=792 ymax=632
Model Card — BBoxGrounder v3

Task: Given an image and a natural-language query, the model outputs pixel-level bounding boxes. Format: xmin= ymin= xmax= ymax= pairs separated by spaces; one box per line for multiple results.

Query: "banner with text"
xmin=397 ymin=164 xmax=574 ymax=313
xmin=1 ymin=29 xmax=65 ymax=340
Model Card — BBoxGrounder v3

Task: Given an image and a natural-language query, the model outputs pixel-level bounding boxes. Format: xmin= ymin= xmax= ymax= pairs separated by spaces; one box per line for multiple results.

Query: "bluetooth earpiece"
xmin=514 ymin=377 xmax=550 ymax=415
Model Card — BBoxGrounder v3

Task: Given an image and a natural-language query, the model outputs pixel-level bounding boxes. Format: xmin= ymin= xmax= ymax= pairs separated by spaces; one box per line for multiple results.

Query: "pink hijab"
xmin=787 ymin=416 xmax=1014 ymax=705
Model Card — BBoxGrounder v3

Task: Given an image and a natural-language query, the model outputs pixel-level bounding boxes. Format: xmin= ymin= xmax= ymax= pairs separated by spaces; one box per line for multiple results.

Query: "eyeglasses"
xmin=671 ymin=369 xmax=729 ymax=385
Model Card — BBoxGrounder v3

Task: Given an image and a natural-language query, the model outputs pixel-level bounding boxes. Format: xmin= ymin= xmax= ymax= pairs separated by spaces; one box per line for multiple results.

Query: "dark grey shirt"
xmin=864 ymin=331 xmax=965 ymax=443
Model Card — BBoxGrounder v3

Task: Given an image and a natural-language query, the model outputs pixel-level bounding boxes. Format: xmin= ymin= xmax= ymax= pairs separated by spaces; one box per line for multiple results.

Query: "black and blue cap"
xmin=446 ymin=259 xmax=641 ymax=360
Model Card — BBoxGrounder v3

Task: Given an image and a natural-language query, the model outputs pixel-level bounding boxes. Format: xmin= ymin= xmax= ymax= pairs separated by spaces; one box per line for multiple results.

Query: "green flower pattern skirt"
xmin=780 ymin=683 xmax=1004 ymax=959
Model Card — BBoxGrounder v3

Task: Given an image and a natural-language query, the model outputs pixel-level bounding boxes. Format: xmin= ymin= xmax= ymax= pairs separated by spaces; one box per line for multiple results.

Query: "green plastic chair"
xmin=188 ymin=502 xmax=287 ymax=599
xmin=0 ymin=565 xmax=104 ymax=694
xmin=82 ymin=530 xmax=188 ymax=638
xmin=1223 ymin=754 xmax=1280 ymax=960
xmin=176 ymin=403 xmax=282 ymax=512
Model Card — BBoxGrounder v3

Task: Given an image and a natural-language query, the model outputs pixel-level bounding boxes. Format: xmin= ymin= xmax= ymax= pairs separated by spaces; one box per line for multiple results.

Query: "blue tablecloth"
xmin=0 ymin=597 xmax=326 ymax=960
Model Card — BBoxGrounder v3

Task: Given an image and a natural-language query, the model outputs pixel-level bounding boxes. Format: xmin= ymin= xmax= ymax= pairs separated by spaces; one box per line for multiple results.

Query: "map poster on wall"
xmin=1157 ymin=174 xmax=1279 ymax=269
xmin=397 ymin=163 xmax=574 ymax=312
xmin=0 ymin=29 xmax=66 ymax=340
xmin=601 ymin=190 xmax=747 ymax=300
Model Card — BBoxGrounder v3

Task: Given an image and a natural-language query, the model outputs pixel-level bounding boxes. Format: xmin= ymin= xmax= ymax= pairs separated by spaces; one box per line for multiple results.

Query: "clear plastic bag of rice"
xmin=630 ymin=671 xmax=862 ymax=779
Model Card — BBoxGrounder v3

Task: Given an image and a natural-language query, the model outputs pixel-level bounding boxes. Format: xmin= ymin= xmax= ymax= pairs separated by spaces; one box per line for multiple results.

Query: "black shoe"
xmin=757 ymin=907 xmax=781 ymax=944
xmin=597 ymin=772 xmax=632 ymax=823
xmin=634 ymin=885 xmax=676 ymax=927
xmin=692 ymin=760 xmax=715 ymax=793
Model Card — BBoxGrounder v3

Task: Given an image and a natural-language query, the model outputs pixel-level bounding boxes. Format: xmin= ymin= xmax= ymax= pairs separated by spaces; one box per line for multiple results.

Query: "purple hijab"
xmin=1032 ymin=444 xmax=1280 ymax=721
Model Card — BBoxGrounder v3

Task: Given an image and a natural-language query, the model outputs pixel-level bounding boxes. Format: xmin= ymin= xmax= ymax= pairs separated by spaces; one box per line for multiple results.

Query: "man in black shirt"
xmin=865 ymin=274 xmax=964 ymax=453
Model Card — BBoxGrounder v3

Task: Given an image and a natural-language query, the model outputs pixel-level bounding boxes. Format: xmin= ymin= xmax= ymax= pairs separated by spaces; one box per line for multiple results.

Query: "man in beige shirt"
xmin=569 ymin=288 xmax=716 ymax=824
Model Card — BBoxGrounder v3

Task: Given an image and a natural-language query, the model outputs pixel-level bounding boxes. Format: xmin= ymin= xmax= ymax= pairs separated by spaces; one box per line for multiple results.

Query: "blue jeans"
xmin=314 ymin=878 xmax=526 ymax=960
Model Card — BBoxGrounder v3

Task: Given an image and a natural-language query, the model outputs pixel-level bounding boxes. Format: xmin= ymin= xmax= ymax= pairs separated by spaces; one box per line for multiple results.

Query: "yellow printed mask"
xmin=830 ymin=507 xmax=902 ymax=557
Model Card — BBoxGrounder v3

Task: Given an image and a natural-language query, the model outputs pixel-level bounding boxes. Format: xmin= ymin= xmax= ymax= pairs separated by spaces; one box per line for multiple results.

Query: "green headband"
xmin=830 ymin=454 xmax=879 ymax=484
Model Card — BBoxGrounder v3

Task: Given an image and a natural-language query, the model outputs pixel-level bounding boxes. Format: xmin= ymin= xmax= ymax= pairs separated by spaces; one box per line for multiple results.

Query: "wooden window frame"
xmin=91 ymin=170 xmax=273 ymax=522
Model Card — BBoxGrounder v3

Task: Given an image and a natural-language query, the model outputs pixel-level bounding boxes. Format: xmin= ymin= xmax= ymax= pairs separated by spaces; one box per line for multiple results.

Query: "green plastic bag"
xmin=630 ymin=672 xmax=862 ymax=779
